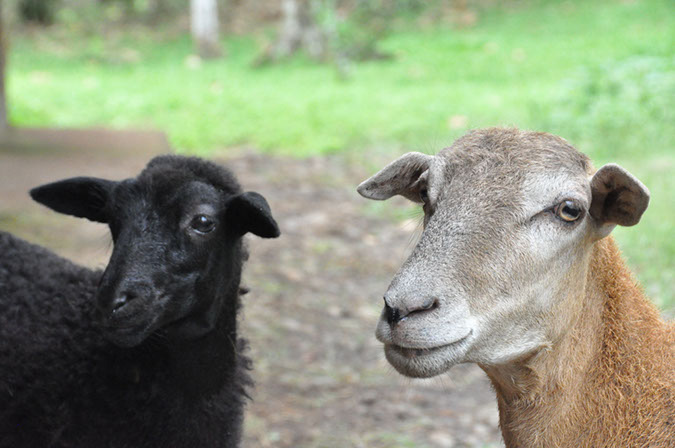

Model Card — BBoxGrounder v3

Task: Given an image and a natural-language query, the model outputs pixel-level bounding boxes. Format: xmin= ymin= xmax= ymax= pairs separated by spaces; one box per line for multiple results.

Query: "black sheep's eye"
xmin=190 ymin=215 xmax=216 ymax=234
xmin=554 ymin=200 xmax=583 ymax=223
xmin=419 ymin=188 xmax=429 ymax=204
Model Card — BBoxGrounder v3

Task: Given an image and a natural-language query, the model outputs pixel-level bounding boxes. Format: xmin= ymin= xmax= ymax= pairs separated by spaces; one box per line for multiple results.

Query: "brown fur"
xmin=484 ymin=237 xmax=675 ymax=447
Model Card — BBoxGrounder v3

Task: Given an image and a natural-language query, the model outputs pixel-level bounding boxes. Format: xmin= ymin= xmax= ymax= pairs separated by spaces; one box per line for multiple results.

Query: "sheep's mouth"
xmin=100 ymin=310 xmax=165 ymax=347
xmin=389 ymin=343 xmax=453 ymax=358
xmin=388 ymin=330 xmax=472 ymax=358
xmin=101 ymin=320 xmax=156 ymax=347
xmin=383 ymin=331 xmax=473 ymax=378
xmin=97 ymin=293 xmax=174 ymax=346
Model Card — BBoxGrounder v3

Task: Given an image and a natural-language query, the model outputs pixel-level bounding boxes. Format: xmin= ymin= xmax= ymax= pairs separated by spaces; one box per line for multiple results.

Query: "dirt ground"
xmin=0 ymin=129 xmax=503 ymax=448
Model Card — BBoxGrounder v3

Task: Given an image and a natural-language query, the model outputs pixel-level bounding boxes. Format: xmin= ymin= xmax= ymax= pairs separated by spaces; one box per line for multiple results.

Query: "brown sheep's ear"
xmin=30 ymin=177 xmax=117 ymax=223
xmin=225 ymin=192 xmax=280 ymax=238
xmin=589 ymin=164 xmax=650 ymax=239
xmin=357 ymin=152 xmax=433 ymax=203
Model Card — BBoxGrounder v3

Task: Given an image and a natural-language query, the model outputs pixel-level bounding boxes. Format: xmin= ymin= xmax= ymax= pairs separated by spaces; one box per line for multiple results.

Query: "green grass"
xmin=7 ymin=0 xmax=674 ymax=309
xmin=8 ymin=0 xmax=673 ymax=155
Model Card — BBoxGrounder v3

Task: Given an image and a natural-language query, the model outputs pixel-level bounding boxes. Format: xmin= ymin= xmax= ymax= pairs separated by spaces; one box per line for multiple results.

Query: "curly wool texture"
xmin=0 ymin=156 xmax=256 ymax=448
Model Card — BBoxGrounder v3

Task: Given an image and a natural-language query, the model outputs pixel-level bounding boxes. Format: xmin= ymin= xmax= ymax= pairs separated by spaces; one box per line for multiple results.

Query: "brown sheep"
xmin=358 ymin=128 xmax=674 ymax=447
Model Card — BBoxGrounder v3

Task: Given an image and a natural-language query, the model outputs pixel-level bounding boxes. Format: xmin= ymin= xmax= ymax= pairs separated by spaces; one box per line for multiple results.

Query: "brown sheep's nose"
xmin=383 ymin=296 xmax=439 ymax=325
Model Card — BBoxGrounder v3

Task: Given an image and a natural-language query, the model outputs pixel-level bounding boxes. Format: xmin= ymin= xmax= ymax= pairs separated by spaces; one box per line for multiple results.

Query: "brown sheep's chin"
xmin=383 ymin=340 xmax=469 ymax=378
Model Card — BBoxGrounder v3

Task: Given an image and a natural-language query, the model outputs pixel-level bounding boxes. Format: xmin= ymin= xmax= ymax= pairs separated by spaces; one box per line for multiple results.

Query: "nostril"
xmin=111 ymin=292 xmax=135 ymax=313
xmin=384 ymin=296 xmax=437 ymax=325
xmin=111 ymin=297 xmax=127 ymax=312
xmin=419 ymin=297 xmax=438 ymax=311
xmin=396 ymin=297 xmax=439 ymax=323
xmin=383 ymin=297 xmax=401 ymax=326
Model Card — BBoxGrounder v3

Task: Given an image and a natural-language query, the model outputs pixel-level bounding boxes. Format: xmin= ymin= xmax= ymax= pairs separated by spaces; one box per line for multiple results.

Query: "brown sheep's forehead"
xmin=413 ymin=131 xmax=593 ymax=294
xmin=438 ymin=128 xmax=590 ymax=176
xmin=430 ymin=129 xmax=591 ymax=225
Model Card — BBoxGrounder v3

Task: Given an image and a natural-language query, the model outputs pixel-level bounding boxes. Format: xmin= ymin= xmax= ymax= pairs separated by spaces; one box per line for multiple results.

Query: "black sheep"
xmin=0 ymin=155 xmax=279 ymax=447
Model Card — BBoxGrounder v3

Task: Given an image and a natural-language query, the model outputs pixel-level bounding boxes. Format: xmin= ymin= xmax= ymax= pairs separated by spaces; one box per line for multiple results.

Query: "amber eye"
xmin=419 ymin=188 xmax=429 ymax=204
xmin=554 ymin=200 xmax=582 ymax=222
xmin=190 ymin=215 xmax=216 ymax=234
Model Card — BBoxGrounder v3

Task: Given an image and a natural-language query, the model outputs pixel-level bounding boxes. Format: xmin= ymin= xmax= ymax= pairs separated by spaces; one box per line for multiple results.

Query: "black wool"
xmin=0 ymin=155 xmax=279 ymax=448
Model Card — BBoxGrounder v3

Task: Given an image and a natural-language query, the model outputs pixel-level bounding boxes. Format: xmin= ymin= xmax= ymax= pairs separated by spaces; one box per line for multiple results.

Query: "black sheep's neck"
xmin=169 ymin=310 xmax=240 ymax=399
xmin=111 ymin=289 xmax=242 ymax=400
xmin=168 ymin=285 xmax=241 ymax=399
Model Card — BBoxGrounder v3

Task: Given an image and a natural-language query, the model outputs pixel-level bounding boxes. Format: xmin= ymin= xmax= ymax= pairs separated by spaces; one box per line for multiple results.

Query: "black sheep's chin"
xmin=102 ymin=324 xmax=155 ymax=348
xmin=100 ymin=311 xmax=163 ymax=347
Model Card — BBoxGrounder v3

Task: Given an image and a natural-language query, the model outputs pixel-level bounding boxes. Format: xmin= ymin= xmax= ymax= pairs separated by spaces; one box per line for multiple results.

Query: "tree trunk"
xmin=0 ymin=2 xmax=8 ymax=135
xmin=191 ymin=0 xmax=222 ymax=59
xmin=255 ymin=0 xmax=327 ymax=65
xmin=18 ymin=0 xmax=55 ymax=25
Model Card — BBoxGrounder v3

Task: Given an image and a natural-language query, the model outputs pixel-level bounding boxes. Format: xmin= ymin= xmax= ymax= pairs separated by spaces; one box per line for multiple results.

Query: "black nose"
xmin=384 ymin=299 xmax=401 ymax=325
xmin=111 ymin=291 xmax=137 ymax=313
xmin=383 ymin=296 xmax=438 ymax=325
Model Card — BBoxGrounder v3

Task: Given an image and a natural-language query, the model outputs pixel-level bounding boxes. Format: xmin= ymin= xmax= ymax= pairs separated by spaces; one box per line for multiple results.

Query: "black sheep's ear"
xmin=30 ymin=177 xmax=117 ymax=223
xmin=225 ymin=191 xmax=280 ymax=238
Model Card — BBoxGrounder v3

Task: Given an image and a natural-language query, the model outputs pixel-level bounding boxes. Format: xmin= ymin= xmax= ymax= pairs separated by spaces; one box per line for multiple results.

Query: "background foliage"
xmin=5 ymin=0 xmax=674 ymax=309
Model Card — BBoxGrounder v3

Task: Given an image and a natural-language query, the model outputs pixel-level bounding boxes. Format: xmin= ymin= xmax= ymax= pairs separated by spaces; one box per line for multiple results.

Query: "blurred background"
xmin=0 ymin=1 xmax=672 ymax=447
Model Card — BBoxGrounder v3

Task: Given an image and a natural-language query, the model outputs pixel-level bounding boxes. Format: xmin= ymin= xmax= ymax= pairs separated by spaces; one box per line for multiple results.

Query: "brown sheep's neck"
xmin=482 ymin=237 xmax=675 ymax=448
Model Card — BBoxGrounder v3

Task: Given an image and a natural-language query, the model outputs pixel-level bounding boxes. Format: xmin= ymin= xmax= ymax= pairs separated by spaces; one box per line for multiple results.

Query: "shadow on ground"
xmin=0 ymin=128 xmax=502 ymax=448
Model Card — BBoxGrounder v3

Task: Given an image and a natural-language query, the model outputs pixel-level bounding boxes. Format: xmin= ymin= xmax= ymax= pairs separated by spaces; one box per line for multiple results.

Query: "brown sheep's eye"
xmin=190 ymin=215 xmax=216 ymax=234
xmin=555 ymin=200 xmax=582 ymax=222
xmin=419 ymin=188 xmax=429 ymax=204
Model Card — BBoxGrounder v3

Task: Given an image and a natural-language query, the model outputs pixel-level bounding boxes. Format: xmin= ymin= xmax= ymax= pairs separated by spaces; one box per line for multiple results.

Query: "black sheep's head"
xmin=30 ymin=156 xmax=279 ymax=347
